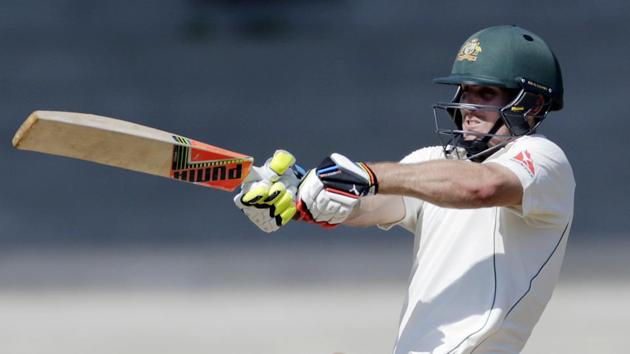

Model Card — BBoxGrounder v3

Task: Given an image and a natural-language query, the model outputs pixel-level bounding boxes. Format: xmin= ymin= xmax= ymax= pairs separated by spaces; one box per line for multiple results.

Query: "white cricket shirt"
xmin=384 ymin=135 xmax=575 ymax=354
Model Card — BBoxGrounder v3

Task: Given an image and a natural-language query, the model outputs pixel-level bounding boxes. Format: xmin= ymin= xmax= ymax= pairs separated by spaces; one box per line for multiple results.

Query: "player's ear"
xmin=527 ymin=94 xmax=545 ymax=117
xmin=524 ymin=95 xmax=547 ymax=128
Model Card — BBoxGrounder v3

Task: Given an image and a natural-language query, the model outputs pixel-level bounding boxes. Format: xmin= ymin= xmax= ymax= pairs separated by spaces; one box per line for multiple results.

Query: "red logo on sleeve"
xmin=513 ymin=150 xmax=535 ymax=176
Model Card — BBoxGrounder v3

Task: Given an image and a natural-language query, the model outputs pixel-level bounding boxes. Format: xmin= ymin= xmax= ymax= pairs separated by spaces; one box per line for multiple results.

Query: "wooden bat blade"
xmin=12 ymin=111 xmax=253 ymax=191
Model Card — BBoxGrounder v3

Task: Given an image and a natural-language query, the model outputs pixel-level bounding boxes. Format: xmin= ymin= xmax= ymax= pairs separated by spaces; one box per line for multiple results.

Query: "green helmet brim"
xmin=433 ymin=74 xmax=520 ymax=89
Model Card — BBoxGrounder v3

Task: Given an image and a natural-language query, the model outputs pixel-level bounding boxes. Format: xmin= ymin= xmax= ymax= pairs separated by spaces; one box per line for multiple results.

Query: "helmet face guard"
xmin=433 ymin=80 xmax=549 ymax=162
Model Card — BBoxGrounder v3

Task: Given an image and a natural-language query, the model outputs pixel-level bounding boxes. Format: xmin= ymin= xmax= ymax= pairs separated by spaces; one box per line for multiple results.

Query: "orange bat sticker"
xmin=170 ymin=136 xmax=253 ymax=191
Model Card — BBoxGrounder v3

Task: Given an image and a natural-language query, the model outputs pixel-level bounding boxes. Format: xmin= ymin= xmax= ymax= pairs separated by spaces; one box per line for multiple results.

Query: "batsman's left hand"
xmin=297 ymin=153 xmax=378 ymax=226
xmin=234 ymin=150 xmax=303 ymax=233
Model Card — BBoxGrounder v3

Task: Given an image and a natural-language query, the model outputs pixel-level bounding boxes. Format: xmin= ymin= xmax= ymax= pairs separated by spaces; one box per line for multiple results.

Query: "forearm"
xmin=369 ymin=160 xmax=521 ymax=208
xmin=344 ymin=194 xmax=405 ymax=227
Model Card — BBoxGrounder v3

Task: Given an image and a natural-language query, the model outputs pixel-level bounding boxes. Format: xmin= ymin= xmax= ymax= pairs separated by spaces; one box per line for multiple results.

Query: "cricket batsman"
xmin=235 ymin=25 xmax=575 ymax=354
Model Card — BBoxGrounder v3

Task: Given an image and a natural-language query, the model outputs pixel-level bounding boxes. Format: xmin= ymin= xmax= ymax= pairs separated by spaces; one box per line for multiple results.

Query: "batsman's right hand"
xmin=234 ymin=150 xmax=303 ymax=233
xmin=297 ymin=153 xmax=377 ymax=227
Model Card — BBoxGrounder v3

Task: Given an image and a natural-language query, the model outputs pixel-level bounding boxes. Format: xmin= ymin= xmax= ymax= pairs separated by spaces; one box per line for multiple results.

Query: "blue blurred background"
xmin=1 ymin=1 xmax=629 ymax=353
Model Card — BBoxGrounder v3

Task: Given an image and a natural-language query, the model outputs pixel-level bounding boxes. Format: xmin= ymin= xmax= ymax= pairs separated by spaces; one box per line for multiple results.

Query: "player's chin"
xmin=488 ymin=137 xmax=509 ymax=146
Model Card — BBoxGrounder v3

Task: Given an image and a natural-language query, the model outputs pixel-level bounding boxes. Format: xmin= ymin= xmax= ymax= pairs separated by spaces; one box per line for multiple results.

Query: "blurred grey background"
xmin=0 ymin=1 xmax=629 ymax=353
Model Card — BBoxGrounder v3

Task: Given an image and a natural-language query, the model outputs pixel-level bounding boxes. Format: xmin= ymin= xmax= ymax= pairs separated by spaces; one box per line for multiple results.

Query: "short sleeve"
xmin=377 ymin=146 xmax=445 ymax=233
xmin=485 ymin=136 xmax=575 ymax=226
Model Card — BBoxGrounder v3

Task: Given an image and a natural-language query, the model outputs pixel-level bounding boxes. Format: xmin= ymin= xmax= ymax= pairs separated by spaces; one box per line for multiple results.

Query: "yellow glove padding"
xmin=239 ymin=150 xmax=298 ymax=227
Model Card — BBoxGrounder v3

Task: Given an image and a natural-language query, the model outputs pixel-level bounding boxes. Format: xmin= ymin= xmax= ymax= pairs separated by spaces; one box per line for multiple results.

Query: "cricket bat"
xmin=12 ymin=111 xmax=254 ymax=192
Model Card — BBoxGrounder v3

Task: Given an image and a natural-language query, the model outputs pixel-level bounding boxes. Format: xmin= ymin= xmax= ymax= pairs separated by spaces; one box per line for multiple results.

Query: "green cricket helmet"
xmin=432 ymin=25 xmax=564 ymax=162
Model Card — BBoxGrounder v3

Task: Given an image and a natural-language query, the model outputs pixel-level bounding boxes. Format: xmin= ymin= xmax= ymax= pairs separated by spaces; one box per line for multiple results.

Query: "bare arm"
xmin=343 ymin=160 xmax=521 ymax=227
xmin=369 ymin=160 xmax=522 ymax=209
xmin=344 ymin=194 xmax=406 ymax=227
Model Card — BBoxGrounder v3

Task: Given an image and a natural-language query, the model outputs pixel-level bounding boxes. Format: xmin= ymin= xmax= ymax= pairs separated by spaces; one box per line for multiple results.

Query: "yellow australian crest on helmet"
xmin=456 ymin=38 xmax=482 ymax=61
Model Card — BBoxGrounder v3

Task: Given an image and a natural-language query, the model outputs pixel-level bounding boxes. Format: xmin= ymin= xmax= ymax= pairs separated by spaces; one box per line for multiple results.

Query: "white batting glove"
xmin=234 ymin=150 xmax=303 ymax=233
xmin=297 ymin=153 xmax=378 ymax=227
